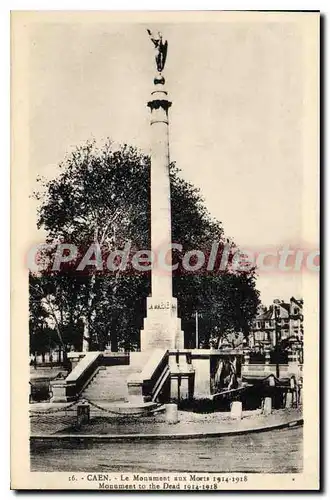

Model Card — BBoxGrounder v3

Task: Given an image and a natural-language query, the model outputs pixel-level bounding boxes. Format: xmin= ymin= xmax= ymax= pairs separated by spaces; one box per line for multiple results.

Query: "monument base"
xmin=140 ymin=296 xmax=184 ymax=351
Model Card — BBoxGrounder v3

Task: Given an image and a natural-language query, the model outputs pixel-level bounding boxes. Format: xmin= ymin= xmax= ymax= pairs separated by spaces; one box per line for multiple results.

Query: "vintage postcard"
xmin=11 ymin=11 xmax=319 ymax=490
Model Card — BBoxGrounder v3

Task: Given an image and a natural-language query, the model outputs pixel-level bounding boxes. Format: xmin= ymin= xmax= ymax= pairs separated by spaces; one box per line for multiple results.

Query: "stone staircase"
xmin=81 ymin=352 xmax=150 ymax=403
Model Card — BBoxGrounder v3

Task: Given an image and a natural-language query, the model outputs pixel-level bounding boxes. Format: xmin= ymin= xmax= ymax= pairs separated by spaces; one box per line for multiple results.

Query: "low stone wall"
xmin=242 ymin=363 xmax=303 ymax=380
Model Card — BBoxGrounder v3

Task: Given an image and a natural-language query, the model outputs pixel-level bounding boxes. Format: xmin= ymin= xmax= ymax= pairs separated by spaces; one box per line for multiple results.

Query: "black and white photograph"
xmin=10 ymin=10 xmax=319 ymax=490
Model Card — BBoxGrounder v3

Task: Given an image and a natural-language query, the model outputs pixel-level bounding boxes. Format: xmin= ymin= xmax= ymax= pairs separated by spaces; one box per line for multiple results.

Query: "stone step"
xmin=84 ymin=396 xmax=127 ymax=400
xmin=86 ymin=389 xmax=128 ymax=394
xmin=88 ymin=376 xmax=134 ymax=384
xmin=81 ymin=352 xmax=155 ymax=403
xmin=81 ymin=364 xmax=139 ymax=402
xmin=83 ymin=383 xmax=126 ymax=388
xmin=89 ymin=375 xmax=130 ymax=379
xmin=87 ymin=377 xmax=130 ymax=385
xmin=84 ymin=385 xmax=128 ymax=392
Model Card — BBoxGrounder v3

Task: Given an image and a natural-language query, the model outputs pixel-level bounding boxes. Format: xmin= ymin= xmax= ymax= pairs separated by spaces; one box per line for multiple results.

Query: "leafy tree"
xmin=30 ymin=140 xmax=260 ymax=353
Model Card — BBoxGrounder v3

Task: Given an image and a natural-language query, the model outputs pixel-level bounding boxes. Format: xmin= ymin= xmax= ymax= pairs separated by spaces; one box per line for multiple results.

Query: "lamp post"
xmin=195 ymin=311 xmax=199 ymax=349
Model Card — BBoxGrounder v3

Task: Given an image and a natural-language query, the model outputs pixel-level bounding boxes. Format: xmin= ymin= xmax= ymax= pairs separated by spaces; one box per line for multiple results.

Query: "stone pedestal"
xmin=50 ymin=379 xmax=76 ymax=403
xmin=231 ymin=401 xmax=243 ymax=420
xmin=165 ymin=403 xmax=178 ymax=424
xmin=76 ymin=402 xmax=90 ymax=427
xmin=263 ymin=396 xmax=272 ymax=415
xmin=141 ymin=297 xmax=184 ymax=351
xmin=286 ymin=391 xmax=293 ymax=409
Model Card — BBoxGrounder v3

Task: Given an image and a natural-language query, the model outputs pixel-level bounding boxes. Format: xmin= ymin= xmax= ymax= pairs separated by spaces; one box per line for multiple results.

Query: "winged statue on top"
xmin=147 ymin=29 xmax=168 ymax=73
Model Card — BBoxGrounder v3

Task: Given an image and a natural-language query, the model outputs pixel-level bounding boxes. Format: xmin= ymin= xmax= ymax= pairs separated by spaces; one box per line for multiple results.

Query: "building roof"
xmin=290 ymin=296 xmax=303 ymax=306
xmin=279 ymin=303 xmax=290 ymax=313
xmin=256 ymin=308 xmax=273 ymax=320
xmin=255 ymin=296 xmax=303 ymax=321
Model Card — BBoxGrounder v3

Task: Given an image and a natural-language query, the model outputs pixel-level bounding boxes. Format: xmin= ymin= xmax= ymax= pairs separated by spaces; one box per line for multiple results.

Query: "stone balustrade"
xmin=50 ymin=351 xmax=102 ymax=403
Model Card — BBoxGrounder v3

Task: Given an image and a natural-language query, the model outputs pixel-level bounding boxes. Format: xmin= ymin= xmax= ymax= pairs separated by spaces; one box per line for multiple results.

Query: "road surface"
xmin=31 ymin=426 xmax=303 ymax=473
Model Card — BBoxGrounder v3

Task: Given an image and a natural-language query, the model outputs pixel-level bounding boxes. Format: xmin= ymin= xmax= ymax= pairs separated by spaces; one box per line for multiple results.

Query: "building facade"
xmin=250 ymin=297 xmax=303 ymax=349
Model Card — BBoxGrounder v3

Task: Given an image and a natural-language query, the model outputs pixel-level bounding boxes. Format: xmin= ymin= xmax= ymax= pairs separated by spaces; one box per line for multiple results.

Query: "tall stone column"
xmin=148 ymin=76 xmax=172 ymax=300
xmin=140 ymin=75 xmax=184 ymax=351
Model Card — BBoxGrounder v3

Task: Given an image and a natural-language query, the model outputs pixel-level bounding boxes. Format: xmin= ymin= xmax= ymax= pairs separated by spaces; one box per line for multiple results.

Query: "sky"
xmin=27 ymin=16 xmax=313 ymax=304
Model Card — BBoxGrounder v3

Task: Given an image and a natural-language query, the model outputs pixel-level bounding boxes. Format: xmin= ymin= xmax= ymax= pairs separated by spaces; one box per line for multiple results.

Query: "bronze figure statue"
xmin=147 ymin=29 xmax=168 ymax=73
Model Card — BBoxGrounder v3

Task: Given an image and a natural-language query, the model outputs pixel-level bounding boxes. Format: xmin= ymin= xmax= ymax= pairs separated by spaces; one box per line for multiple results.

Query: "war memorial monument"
xmin=44 ymin=30 xmax=303 ymax=414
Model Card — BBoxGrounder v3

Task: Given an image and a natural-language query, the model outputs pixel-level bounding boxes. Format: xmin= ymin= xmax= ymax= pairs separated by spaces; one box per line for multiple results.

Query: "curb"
xmin=30 ymin=416 xmax=303 ymax=441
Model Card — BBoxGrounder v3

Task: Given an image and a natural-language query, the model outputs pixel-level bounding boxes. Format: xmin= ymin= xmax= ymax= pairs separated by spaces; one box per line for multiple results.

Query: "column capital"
xmin=147 ymin=96 xmax=172 ymax=112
